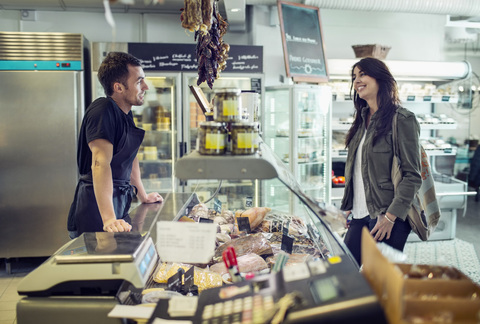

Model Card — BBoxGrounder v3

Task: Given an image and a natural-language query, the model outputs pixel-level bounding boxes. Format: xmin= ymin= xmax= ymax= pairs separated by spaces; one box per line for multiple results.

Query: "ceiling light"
xmin=230 ymin=8 xmax=241 ymax=12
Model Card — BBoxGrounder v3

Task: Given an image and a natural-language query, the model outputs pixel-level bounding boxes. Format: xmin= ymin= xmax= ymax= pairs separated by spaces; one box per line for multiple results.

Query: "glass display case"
xmin=172 ymin=143 xmax=385 ymax=323
xmin=264 ymin=85 xmax=332 ymax=214
xmin=175 ymin=142 xmax=348 ymax=260
xmin=16 ymin=144 xmax=385 ymax=323
xmin=133 ymin=73 xmax=181 ymax=194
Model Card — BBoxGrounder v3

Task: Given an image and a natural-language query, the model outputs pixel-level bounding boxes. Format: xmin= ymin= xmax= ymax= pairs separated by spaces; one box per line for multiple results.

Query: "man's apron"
xmin=67 ymin=118 xmax=145 ymax=235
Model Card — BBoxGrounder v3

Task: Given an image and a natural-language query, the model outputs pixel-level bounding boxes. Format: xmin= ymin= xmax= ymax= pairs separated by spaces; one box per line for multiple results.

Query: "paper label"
xmin=156 ymin=222 xmax=217 ymax=264
xmin=237 ymin=132 xmax=254 ymax=149
xmin=282 ymin=263 xmax=310 ymax=282
xmin=205 ymin=133 xmax=225 ymax=149
xmin=223 ymin=100 xmax=238 ymax=116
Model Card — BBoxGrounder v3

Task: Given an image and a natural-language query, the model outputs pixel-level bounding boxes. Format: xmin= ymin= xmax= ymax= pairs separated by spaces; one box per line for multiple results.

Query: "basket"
xmin=352 ymin=44 xmax=391 ymax=59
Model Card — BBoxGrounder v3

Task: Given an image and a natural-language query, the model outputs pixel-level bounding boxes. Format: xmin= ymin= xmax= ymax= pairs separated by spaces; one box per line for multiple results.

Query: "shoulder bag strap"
xmin=392 ymin=111 xmax=400 ymax=163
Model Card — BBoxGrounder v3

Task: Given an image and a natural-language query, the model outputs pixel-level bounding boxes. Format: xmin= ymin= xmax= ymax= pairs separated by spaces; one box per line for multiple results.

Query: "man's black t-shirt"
xmin=77 ymin=97 xmax=135 ymax=175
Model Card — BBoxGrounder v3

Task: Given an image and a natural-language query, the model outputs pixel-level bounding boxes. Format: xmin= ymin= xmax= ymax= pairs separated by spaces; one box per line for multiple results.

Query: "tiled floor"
xmin=1 ymin=196 xmax=480 ymax=324
xmin=0 ymin=257 xmax=47 ymax=324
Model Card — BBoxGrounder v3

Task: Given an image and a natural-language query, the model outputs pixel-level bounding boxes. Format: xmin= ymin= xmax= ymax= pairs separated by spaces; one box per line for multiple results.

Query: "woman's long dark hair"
xmin=345 ymin=57 xmax=401 ymax=146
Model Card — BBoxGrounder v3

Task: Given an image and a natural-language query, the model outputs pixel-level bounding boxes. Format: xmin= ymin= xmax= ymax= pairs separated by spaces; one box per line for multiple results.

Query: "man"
xmin=68 ymin=52 xmax=163 ymax=239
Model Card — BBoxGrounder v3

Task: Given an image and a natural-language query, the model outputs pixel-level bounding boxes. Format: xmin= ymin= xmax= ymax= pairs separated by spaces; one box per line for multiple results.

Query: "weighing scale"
xmin=17 ymin=231 xmax=158 ymax=297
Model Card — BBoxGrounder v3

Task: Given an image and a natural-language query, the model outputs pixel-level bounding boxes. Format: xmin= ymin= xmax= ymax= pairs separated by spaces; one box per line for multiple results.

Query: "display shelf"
xmin=332 ymin=148 xmax=456 ymax=159
xmin=332 ymin=93 xmax=459 ymax=104
xmin=332 ymin=119 xmax=457 ymax=131
xmin=139 ymin=159 xmax=173 ymax=164
xmin=175 ymin=145 xmax=279 ymax=181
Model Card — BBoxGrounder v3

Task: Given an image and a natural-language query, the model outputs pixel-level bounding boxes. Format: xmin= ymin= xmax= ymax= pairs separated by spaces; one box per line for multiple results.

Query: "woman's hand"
xmin=343 ymin=210 xmax=352 ymax=228
xmin=370 ymin=212 xmax=396 ymax=241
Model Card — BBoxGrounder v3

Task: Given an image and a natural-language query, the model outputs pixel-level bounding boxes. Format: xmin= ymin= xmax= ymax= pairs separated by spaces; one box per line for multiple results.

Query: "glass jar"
xmin=213 ymin=89 xmax=242 ymax=122
xmin=198 ymin=121 xmax=227 ymax=155
xmin=231 ymin=122 xmax=259 ymax=155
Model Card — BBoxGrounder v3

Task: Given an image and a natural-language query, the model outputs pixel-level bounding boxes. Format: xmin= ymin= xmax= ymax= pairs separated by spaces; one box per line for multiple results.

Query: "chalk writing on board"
xmin=278 ymin=1 xmax=328 ymax=82
xmin=128 ymin=43 xmax=263 ymax=73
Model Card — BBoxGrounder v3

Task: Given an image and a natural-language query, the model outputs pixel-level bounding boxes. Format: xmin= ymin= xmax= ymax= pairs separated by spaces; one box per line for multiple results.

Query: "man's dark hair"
xmin=97 ymin=52 xmax=142 ymax=96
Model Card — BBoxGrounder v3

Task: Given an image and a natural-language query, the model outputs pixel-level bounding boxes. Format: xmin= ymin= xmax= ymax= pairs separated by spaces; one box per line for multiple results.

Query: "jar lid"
xmin=199 ymin=121 xmax=224 ymax=127
xmin=213 ymin=88 xmax=241 ymax=95
xmin=231 ymin=121 xmax=256 ymax=128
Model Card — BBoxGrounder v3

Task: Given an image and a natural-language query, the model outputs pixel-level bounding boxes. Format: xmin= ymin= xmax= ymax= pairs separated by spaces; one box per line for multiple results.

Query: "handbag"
xmin=391 ymin=112 xmax=441 ymax=241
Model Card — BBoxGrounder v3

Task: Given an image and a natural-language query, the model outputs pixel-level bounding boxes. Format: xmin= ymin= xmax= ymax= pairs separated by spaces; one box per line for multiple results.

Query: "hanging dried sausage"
xmin=181 ymin=0 xmax=230 ymax=88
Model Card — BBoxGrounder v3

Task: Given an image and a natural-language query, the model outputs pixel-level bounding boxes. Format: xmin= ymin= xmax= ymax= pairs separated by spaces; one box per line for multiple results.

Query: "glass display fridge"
xmin=264 ymin=85 xmax=332 ymax=214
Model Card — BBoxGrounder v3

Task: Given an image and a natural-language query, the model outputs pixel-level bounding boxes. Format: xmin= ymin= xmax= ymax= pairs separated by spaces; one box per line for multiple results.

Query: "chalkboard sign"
xmin=278 ymin=1 xmax=328 ymax=82
xmin=128 ymin=43 xmax=263 ymax=73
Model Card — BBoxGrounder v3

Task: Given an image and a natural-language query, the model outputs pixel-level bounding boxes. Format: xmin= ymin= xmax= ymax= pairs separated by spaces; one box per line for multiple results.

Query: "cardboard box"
xmin=361 ymin=227 xmax=480 ymax=323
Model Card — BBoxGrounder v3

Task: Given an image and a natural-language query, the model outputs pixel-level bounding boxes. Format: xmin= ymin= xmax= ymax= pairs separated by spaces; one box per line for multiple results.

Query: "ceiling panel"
xmin=0 ymin=0 xmax=224 ymax=15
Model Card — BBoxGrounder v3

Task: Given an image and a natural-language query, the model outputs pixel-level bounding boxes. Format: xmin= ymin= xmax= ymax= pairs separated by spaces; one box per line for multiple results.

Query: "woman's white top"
xmin=352 ymin=130 xmax=369 ymax=219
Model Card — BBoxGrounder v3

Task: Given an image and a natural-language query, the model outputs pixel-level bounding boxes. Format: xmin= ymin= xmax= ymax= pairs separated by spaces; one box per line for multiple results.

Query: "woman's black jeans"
xmin=343 ymin=215 xmax=411 ymax=267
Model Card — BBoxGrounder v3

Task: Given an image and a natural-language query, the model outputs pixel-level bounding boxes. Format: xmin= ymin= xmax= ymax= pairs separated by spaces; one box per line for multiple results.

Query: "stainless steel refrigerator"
xmin=0 ymin=32 xmax=90 ymax=270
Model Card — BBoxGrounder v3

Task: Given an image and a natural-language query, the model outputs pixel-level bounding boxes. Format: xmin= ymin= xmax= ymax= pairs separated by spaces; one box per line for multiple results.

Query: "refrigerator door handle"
xmin=179 ymin=141 xmax=187 ymax=158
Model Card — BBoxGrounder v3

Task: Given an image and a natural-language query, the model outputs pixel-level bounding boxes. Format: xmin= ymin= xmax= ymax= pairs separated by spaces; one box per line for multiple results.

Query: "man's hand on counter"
xmin=103 ymin=218 xmax=133 ymax=232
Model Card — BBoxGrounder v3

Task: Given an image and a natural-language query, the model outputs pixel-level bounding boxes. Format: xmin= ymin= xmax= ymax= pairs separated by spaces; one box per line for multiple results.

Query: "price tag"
xmin=442 ymin=96 xmax=450 ymax=102
xmin=167 ymin=268 xmax=184 ymax=292
xmin=199 ymin=218 xmax=214 ymax=223
xmin=282 ymin=220 xmax=290 ymax=236
xmin=307 ymin=224 xmax=319 ymax=239
xmin=423 ymin=96 xmax=432 ymax=102
xmin=213 ymin=198 xmax=222 ymax=213
xmin=407 ymin=95 xmax=415 ymax=101
xmin=237 ymin=217 xmax=251 ymax=233
xmin=184 ymin=266 xmax=194 ymax=290
xmin=271 ymin=220 xmax=281 ymax=232
xmin=245 ymin=196 xmax=253 ymax=208
xmin=281 ymin=234 xmax=294 ymax=254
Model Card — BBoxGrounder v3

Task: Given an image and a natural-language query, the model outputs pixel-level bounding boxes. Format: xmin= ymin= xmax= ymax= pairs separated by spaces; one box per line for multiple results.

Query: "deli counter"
xmin=16 ymin=143 xmax=386 ymax=324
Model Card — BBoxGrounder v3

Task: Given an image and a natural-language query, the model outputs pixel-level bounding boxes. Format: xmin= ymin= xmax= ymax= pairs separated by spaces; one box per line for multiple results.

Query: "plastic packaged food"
xmin=213 ymin=89 xmax=242 ymax=122
xmin=198 ymin=121 xmax=227 ymax=155
xmin=153 ymin=262 xmax=222 ymax=293
xmin=231 ymin=122 xmax=259 ymax=155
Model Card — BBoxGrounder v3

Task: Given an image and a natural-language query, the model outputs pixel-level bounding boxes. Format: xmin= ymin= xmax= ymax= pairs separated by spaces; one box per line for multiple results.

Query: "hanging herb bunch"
xmin=181 ymin=0 xmax=230 ymax=88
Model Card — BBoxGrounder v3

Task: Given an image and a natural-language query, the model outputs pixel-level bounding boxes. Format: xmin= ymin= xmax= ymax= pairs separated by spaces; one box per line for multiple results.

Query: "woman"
xmin=340 ymin=57 xmax=422 ymax=266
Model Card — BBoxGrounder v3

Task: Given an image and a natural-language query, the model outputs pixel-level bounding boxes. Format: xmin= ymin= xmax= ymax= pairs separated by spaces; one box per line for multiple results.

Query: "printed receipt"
xmin=156 ymin=221 xmax=217 ymax=264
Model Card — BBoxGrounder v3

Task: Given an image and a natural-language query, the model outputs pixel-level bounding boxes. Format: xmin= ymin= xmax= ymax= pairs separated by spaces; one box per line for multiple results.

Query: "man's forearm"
xmin=130 ymin=157 xmax=148 ymax=202
xmin=92 ymin=162 xmax=116 ymax=224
